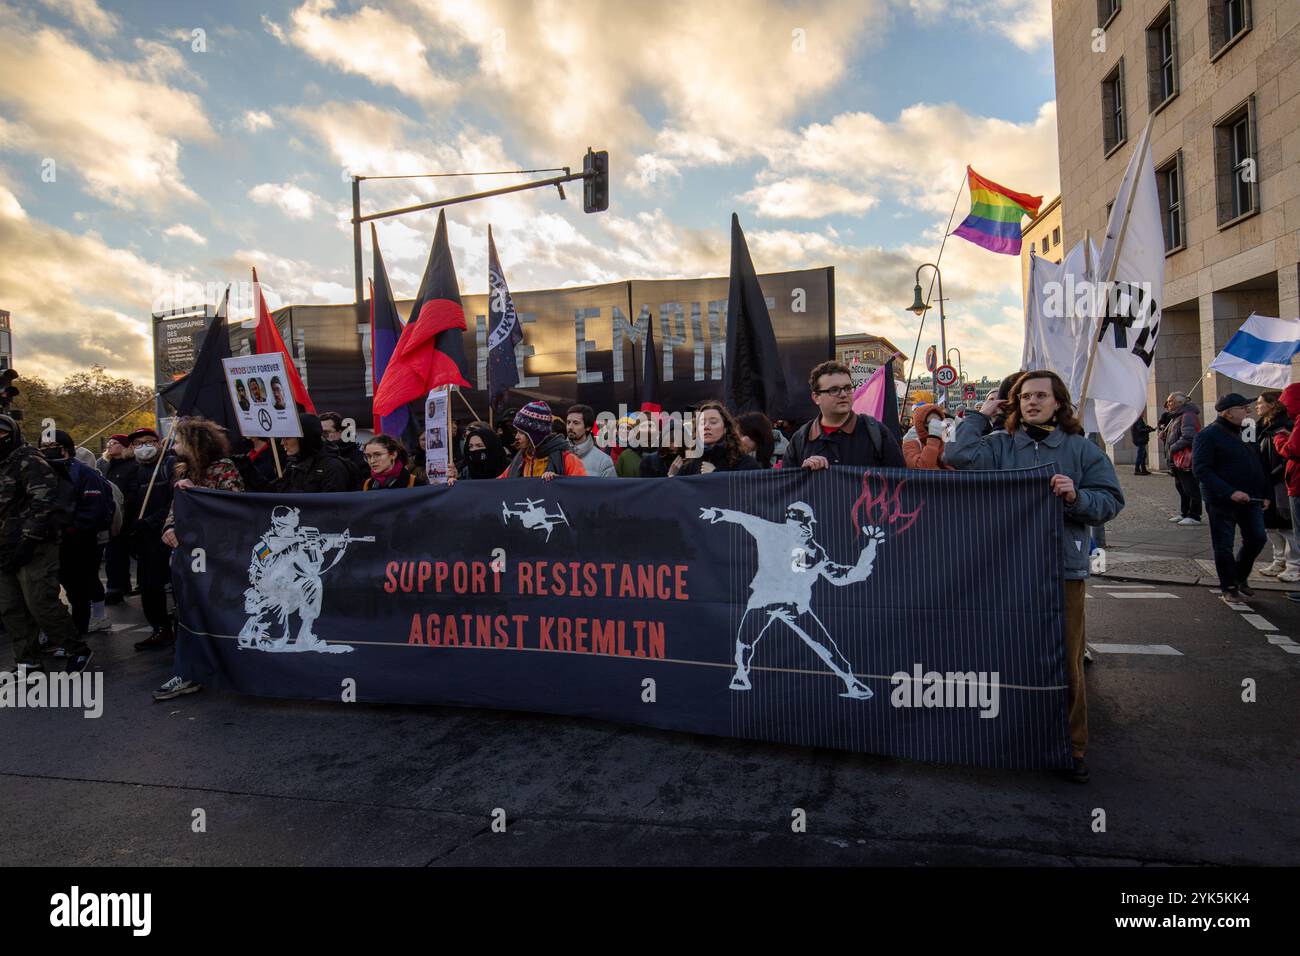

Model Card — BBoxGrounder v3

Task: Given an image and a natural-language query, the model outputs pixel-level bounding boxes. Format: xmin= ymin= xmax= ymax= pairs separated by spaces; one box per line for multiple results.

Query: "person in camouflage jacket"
xmin=0 ymin=414 xmax=92 ymax=673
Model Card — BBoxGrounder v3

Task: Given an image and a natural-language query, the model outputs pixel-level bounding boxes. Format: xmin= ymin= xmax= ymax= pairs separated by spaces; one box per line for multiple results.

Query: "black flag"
xmin=880 ymin=357 xmax=902 ymax=442
xmin=161 ymin=286 xmax=238 ymax=434
xmin=724 ymin=213 xmax=787 ymax=417
xmin=641 ymin=311 xmax=661 ymax=413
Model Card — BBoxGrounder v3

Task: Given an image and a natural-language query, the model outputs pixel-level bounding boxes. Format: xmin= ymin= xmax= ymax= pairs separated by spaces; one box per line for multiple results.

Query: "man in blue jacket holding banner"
xmin=945 ymin=369 xmax=1124 ymax=784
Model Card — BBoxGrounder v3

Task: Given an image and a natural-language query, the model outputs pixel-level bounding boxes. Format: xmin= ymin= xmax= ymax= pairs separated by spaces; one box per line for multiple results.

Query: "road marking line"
xmin=1265 ymin=635 xmax=1296 ymax=646
xmin=1110 ymin=592 xmax=1179 ymax=599
xmin=1224 ymin=602 xmax=1252 ymax=611
xmin=1282 ymin=645 xmax=1300 ymax=655
xmin=1090 ymin=643 xmax=1183 ymax=656
xmin=1241 ymin=614 xmax=1278 ymax=632
xmin=1092 ymin=584 xmax=1154 ymax=589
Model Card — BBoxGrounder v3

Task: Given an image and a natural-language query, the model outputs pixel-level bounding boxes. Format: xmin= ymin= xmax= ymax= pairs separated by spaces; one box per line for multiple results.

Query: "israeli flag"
xmin=1208 ymin=313 xmax=1300 ymax=389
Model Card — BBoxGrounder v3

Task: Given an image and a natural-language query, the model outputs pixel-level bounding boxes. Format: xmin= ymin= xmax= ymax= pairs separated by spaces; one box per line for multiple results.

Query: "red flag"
xmin=252 ymin=267 xmax=315 ymax=414
xmin=372 ymin=210 xmax=471 ymax=418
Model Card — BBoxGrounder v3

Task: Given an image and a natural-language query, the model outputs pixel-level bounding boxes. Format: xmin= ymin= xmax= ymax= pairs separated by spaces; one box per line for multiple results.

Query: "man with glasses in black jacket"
xmin=783 ymin=361 xmax=905 ymax=471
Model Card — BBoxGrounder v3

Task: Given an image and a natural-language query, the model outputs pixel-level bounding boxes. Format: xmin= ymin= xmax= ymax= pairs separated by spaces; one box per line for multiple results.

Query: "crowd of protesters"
xmin=13 ymin=354 xmax=1297 ymax=782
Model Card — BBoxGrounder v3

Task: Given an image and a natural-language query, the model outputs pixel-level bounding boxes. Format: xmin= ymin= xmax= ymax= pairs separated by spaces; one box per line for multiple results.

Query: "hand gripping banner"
xmin=173 ymin=466 xmax=1071 ymax=769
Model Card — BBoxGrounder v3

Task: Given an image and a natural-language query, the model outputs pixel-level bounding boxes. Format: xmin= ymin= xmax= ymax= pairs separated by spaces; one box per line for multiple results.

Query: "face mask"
xmin=469 ymin=450 xmax=489 ymax=465
xmin=135 ymin=444 xmax=158 ymax=462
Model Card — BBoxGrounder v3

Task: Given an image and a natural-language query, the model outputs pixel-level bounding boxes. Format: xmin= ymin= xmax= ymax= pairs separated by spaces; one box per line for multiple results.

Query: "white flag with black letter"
xmin=1022 ymin=237 xmax=1099 ymax=399
xmin=1082 ymin=119 xmax=1165 ymax=443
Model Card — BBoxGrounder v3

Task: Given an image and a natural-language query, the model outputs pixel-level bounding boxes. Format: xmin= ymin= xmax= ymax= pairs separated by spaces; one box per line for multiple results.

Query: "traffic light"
xmin=583 ymin=147 xmax=608 ymax=214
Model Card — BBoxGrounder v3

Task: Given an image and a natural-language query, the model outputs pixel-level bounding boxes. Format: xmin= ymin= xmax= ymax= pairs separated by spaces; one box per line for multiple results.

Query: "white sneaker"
xmin=1259 ymin=560 xmax=1287 ymax=576
xmin=86 ymin=616 xmax=112 ymax=632
xmin=1279 ymin=568 xmax=1300 ymax=583
xmin=1177 ymin=517 xmax=1202 ymax=526
xmin=1168 ymin=515 xmax=1185 ymax=522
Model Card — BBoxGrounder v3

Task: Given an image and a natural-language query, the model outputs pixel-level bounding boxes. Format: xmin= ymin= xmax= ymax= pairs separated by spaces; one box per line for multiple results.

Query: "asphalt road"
xmin=1 ymin=575 xmax=1297 ymax=866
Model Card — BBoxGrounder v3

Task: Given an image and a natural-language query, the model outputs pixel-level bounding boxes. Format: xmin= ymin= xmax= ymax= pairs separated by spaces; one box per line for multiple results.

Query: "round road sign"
xmin=935 ymin=364 xmax=958 ymax=388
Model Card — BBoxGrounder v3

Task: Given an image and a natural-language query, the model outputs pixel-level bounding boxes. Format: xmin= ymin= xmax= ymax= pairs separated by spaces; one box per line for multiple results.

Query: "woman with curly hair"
xmin=154 ymin=416 xmax=245 ymax=701
xmin=671 ymin=400 xmax=760 ymax=475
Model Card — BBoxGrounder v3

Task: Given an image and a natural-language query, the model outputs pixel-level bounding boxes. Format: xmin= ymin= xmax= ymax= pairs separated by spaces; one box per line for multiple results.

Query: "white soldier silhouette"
xmin=238 ymin=505 xmax=374 ymax=654
xmin=700 ymin=501 xmax=883 ymax=698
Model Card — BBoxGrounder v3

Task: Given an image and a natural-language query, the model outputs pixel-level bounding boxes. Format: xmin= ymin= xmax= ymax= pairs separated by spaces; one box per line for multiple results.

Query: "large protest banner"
xmin=173 ymin=465 xmax=1071 ymax=769
xmin=203 ymin=268 xmax=833 ymax=430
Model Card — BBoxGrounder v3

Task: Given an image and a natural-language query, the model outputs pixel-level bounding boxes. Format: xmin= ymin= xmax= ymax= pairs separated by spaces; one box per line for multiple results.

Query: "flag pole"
xmin=1075 ymin=229 xmax=1097 ymax=408
xmin=453 ymin=386 xmax=482 ymax=422
xmin=77 ymin=392 xmax=162 ymax=448
xmin=137 ymin=416 xmax=178 ymax=521
xmin=1077 ymin=119 xmax=1154 ymax=413
xmin=901 ymin=169 xmax=966 ymax=414
xmin=269 ymin=437 xmax=283 ymax=478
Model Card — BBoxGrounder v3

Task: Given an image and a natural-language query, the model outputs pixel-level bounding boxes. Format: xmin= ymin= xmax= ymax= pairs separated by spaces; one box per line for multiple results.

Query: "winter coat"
xmin=362 ymin=467 xmax=427 ymax=490
xmin=672 ymin=444 xmax=761 ymax=475
xmin=47 ymin=457 xmax=115 ymax=535
xmin=499 ymin=434 xmax=586 ymax=478
xmin=1275 ymin=384 xmax=1300 ymax=498
xmin=1256 ymin=412 xmax=1292 ymax=527
xmin=0 ymin=443 xmax=70 ymax=552
xmin=570 ymin=435 xmax=617 ymax=478
xmin=944 ymin=411 xmax=1125 ymax=580
xmin=1192 ymin=417 xmax=1271 ymax=505
xmin=902 ymin=403 xmax=951 ymax=470
xmin=276 ymin=415 xmax=350 ymax=493
xmin=1163 ymin=402 xmax=1201 ymax=468
xmin=783 ymin=412 xmax=906 ymax=470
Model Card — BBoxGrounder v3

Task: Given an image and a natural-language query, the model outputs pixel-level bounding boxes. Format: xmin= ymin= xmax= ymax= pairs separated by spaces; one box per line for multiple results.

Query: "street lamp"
xmin=906 ymin=263 xmax=948 ymax=406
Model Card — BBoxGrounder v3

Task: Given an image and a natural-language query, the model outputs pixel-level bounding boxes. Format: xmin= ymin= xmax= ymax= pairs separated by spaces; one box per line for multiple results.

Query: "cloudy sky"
xmin=0 ymin=0 xmax=1058 ymax=386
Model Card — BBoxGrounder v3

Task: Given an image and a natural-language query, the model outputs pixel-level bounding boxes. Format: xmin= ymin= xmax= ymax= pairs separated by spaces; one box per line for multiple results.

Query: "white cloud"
xmin=163 ymin=223 xmax=207 ymax=245
xmin=738 ymin=178 xmax=878 ymax=219
xmin=280 ymin=0 xmax=884 ymax=169
xmin=260 ymin=14 xmax=286 ymax=43
xmin=248 ymin=182 xmax=320 ymax=220
xmin=283 ymin=0 xmax=455 ymax=103
xmin=0 ymin=12 xmax=214 ymax=211
xmin=750 ymin=100 xmax=1059 ymax=218
xmin=37 ymin=0 xmax=119 ymax=36
xmin=0 ymin=179 xmax=179 ymax=383
xmin=239 ymin=110 xmax=275 ymax=132
xmin=901 ymin=0 xmax=1052 ymax=51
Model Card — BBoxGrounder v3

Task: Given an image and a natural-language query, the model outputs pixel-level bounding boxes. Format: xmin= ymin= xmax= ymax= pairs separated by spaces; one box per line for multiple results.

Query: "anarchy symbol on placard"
xmin=258 ymin=408 xmax=272 ymax=432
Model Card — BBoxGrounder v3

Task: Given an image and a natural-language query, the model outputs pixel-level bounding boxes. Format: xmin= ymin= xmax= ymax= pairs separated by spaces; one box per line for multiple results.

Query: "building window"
xmin=1146 ymin=4 xmax=1178 ymax=112
xmin=1157 ymin=151 xmax=1186 ymax=252
xmin=1052 ymin=226 xmax=1061 ymax=247
xmin=1215 ymin=97 xmax=1258 ymax=226
xmin=1209 ymin=0 xmax=1251 ymax=60
xmin=1098 ymin=0 xmax=1121 ymax=28
xmin=1042 ymin=233 xmax=1051 ymax=251
xmin=1102 ymin=60 xmax=1126 ymax=156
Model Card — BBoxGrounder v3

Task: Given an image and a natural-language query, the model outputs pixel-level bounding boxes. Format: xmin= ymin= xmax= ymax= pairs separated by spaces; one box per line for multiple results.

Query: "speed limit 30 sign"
xmin=934 ymin=364 xmax=958 ymax=388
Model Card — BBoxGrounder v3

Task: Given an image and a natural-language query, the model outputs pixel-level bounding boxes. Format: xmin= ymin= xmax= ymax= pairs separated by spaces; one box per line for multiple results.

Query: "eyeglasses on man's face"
xmin=815 ymin=385 xmax=854 ymax=397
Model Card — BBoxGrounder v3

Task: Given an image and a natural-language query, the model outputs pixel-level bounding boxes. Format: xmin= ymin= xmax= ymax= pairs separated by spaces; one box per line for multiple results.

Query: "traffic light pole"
xmin=349 ymin=165 xmax=596 ymax=326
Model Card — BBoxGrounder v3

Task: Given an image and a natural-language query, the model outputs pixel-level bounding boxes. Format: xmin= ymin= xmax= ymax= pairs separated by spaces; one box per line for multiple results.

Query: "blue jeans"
xmin=1205 ymin=499 xmax=1267 ymax=590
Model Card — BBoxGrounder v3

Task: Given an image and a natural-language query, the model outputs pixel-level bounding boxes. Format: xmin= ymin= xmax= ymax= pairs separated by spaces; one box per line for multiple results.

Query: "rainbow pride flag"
xmin=951 ymin=166 xmax=1043 ymax=255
